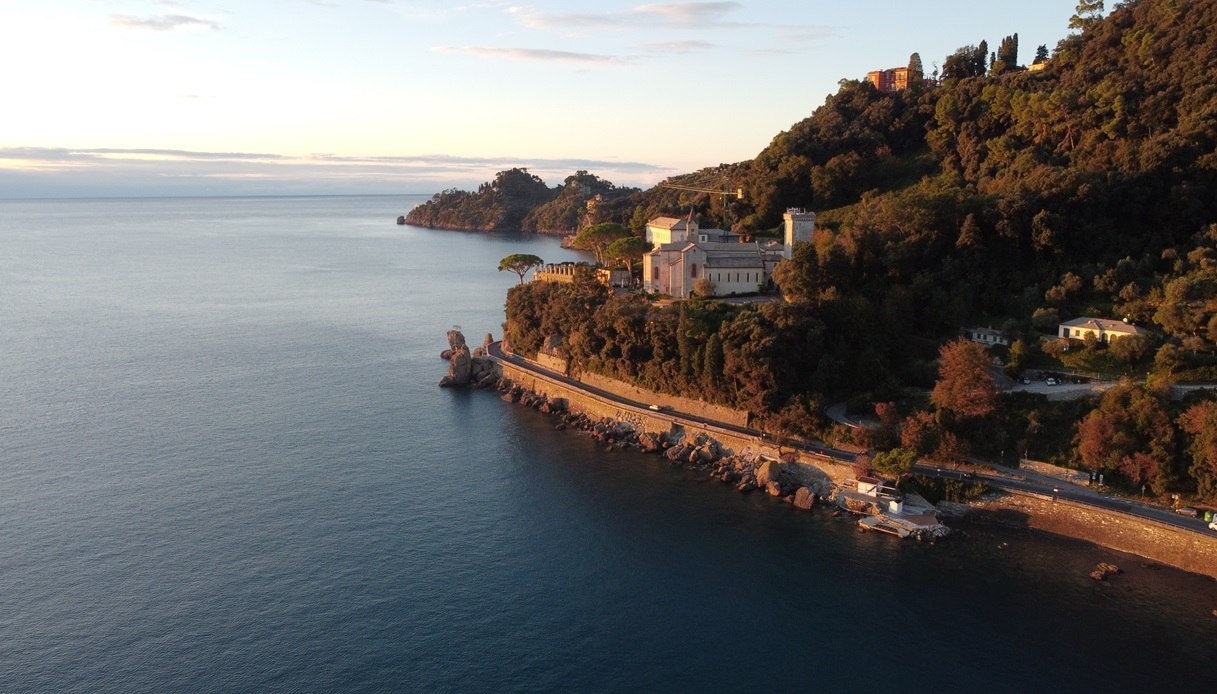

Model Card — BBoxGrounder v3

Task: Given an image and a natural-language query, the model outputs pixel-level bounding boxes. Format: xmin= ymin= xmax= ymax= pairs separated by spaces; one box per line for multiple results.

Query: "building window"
xmin=691 ymin=263 xmax=698 ymax=278
xmin=652 ymin=267 xmax=658 ymax=280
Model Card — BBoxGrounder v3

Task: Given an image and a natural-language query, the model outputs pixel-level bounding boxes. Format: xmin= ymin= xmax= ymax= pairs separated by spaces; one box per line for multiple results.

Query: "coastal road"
xmin=487 ymin=343 xmax=1215 ymax=537
xmin=916 ymin=464 xmax=1214 ymax=534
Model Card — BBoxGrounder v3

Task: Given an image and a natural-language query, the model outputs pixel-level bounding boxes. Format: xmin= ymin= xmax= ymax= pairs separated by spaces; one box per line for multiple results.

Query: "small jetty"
xmin=838 ymin=475 xmax=951 ymax=541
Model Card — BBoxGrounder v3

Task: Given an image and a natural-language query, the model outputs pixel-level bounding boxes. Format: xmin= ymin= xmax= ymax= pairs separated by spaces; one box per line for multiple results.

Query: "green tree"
xmin=571 ymin=222 xmax=630 ymax=264
xmin=1070 ymin=0 xmax=1105 ymax=32
xmin=1033 ymin=44 xmax=1049 ymax=64
xmin=907 ymin=52 xmax=924 ymax=81
xmin=993 ymin=33 xmax=1018 ymax=73
xmin=629 ymin=205 xmax=648 ymax=235
xmin=871 ymin=447 xmax=918 ymax=485
xmin=603 ymin=236 xmax=652 ymax=274
xmin=497 ymin=253 xmax=544 ymax=284
xmin=771 ymin=242 xmax=819 ymax=303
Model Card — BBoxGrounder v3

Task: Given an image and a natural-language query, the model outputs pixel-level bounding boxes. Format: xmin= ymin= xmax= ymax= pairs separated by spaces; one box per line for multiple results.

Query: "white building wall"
xmin=783 ymin=209 xmax=816 ymax=259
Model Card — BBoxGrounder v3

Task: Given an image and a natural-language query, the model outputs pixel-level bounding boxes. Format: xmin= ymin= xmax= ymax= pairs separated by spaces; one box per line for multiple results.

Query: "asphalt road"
xmin=487 ymin=343 xmax=1215 ymax=537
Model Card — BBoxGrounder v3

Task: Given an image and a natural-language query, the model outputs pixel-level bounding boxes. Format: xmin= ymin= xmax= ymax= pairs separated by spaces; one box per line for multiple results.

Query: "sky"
xmin=0 ymin=1 xmax=1079 ymax=198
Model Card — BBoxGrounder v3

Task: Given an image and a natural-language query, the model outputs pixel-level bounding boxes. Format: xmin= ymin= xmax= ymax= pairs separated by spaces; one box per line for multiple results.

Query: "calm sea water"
xmin=0 ymin=195 xmax=1214 ymax=693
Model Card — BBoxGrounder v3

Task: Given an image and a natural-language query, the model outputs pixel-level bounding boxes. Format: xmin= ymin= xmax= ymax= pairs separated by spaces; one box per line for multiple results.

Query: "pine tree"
xmin=1070 ymin=0 xmax=1105 ymax=31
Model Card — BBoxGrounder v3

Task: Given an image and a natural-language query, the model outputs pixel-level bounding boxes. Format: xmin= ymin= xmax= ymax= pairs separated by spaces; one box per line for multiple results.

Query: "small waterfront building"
xmin=1058 ymin=316 xmax=1149 ymax=343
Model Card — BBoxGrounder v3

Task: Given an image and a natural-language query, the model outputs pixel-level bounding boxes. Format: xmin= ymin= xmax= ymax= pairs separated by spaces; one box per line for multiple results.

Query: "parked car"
xmin=1046 ymin=377 xmax=1058 ymax=386
xmin=1021 ymin=377 xmax=1032 ymax=385
xmin=1209 ymin=518 xmax=1217 ymax=531
xmin=1174 ymin=506 xmax=1199 ymax=517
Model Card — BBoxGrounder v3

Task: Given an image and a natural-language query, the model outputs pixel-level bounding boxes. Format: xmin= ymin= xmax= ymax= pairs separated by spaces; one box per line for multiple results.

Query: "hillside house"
xmin=967 ymin=326 xmax=1009 ymax=347
xmin=645 ymin=216 xmax=695 ymax=245
xmin=1058 ymin=317 xmax=1149 ymax=343
xmin=867 ymin=66 xmax=917 ymax=92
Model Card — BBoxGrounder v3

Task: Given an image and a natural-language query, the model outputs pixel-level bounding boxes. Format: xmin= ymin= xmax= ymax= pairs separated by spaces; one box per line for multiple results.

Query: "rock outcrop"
xmin=439 ymin=330 xmax=498 ymax=388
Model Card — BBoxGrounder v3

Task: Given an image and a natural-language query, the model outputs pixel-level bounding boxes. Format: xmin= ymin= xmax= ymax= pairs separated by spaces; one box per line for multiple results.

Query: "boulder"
xmin=793 ymin=487 xmax=814 ymax=510
xmin=766 ymin=481 xmax=782 ymax=497
xmin=665 ymin=444 xmax=691 ymax=463
xmin=483 ymin=333 xmax=495 ymax=351
xmin=447 ymin=330 xmax=467 ymax=351
xmin=755 ymin=460 xmax=781 ymax=488
xmin=637 ymin=432 xmax=663 ymax=453
xmin=396 ymin=215 xmax=406 ymax=225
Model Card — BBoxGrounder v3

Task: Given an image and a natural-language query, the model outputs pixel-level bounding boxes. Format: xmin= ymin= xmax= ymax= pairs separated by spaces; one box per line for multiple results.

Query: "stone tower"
xmin=783 ymin=208 xmax=815 ymax=259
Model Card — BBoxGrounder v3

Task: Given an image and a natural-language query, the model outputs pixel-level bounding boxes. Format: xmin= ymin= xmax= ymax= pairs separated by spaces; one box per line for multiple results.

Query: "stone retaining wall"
xmin=573 ymin=371 xmax=750 ymax=427
xmin=973 ymin=491 xmax=1217 ymax=579
xmin=498 ymin=359 xmax=856 ymax=489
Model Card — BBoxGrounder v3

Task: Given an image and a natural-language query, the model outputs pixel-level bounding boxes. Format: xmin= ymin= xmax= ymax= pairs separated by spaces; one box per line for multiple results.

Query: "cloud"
xmin=0 ymin=147 xmax=673 ymax=197
xmin=435 ymin=46 xmax=631 ymax=64
xmin=777 ymin=25 xmax=835 ymax=45
xmin=636 ymin=40 xmax=716 ymax=53
xmin=110 ymin=14 xmax=221 ymax=31
xmin=519 ymin=2 xmax=745 ymax=30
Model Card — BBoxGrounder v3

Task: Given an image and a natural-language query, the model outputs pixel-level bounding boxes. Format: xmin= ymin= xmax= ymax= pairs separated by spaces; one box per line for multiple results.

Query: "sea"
xmin=0 ymin=194 xmax=1214 ymax=693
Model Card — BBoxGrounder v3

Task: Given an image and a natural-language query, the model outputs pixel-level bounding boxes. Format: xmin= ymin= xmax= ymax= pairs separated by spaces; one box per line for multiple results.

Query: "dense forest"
xmin=498 ymin=0 xmax=1217 ymax=503
xmin=405 ymin=169 xmax=638 ymax=233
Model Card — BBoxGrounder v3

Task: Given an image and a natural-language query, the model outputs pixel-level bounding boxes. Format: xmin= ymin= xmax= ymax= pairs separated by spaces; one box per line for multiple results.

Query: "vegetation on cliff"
xmin=405 ymin=169 xmax=638 ymax=233
xmin=498 ymin=0 xmax=1217 ymax=503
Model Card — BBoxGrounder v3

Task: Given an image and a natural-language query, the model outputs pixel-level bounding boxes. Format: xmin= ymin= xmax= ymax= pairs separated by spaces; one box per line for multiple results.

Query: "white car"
xmin=1209 ymin=518 xmax=1217 ymax=531
xmin=1046 ymin=377 xmax=1058 ymax=386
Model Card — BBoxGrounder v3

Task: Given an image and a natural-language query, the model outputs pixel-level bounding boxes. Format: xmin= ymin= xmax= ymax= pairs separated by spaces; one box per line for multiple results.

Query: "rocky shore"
xmin=436 ymin=331 xmax=826 ymax=510
xmin=495 ymin=380 xmax=825 ymax=510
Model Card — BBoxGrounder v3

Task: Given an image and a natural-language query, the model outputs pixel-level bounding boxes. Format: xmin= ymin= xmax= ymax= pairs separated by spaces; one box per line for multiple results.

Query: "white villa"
xmin=645 ymin=215 xmax=742 ymax=246
xmin=967 ymin=326 xmax=1010 ymax=347
xmin=642 ymin=208 xmax=815 ymax=298
xmin=1058 ymin=316 xmax=1149 ymax=342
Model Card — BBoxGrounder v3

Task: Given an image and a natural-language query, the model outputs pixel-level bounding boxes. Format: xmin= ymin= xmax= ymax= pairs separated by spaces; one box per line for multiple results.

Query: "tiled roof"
xmin=1059 ymin=316 xmax=1148 ymax=334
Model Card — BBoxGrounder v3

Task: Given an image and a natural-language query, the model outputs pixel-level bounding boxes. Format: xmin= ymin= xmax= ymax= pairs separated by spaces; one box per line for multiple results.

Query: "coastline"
xmin=459 ymin=341 xmax=1217 ymax=582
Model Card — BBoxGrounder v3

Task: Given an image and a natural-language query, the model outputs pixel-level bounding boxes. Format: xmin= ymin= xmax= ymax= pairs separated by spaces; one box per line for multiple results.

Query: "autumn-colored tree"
xmin=1178 ymin=401 xmax=1217 ymax=502
xmin=932 ymin=430 xmax=970 ymax=465
xmin=900 ymin=410 xmax=941 ymax=456
xmin=1076 ymin=409 xmax=1118 ymax=471
xmin=1074 ymin=382 xmax=1177 ymax=493
xmin=930 ymin=339 xmax=998 ymax=420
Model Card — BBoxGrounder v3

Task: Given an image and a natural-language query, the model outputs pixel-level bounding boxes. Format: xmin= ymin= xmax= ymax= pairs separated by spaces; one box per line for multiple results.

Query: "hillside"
xmin=501 ymin=0 xmax=1217 ymax=504
xmin=405 ymin=168 xmax=638 ymax=233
